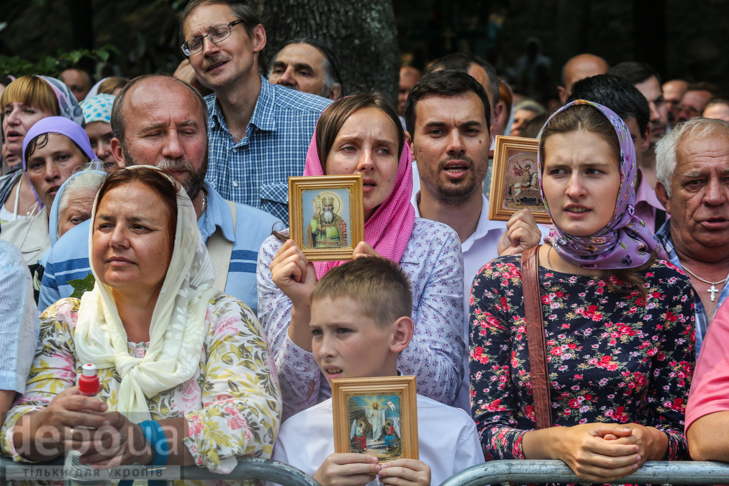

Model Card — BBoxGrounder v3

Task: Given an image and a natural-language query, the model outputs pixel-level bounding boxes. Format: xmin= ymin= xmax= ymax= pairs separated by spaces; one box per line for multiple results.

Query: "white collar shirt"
xmin=272 ymin=394 xmax=484 ymax=486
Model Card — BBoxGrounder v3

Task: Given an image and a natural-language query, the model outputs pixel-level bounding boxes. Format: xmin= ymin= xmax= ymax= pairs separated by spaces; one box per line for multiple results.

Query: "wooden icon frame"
xmin=288 ymin=175 xmax=365 ymax=262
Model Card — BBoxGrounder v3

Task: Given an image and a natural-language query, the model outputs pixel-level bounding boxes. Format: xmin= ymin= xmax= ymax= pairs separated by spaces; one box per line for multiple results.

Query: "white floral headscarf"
xmin=74 ymin=165 xmax=219 ymax=422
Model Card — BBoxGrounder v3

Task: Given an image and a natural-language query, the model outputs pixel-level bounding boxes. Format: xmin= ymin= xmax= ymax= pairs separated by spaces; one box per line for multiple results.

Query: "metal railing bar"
xmin=0 ymin=457 xmax=321 ymax=486
xmin=441 ymin=460 xmax=729 ymax=486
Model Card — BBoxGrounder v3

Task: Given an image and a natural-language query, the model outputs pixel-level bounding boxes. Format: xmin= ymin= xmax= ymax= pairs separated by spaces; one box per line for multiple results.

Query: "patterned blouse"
xmin=470 ymin=256 xmax=695 ymax=462
xmin=257 ymin=218 xmax=465 ymax=419
xmin=1 ymin=295 xmax=282 ymax=476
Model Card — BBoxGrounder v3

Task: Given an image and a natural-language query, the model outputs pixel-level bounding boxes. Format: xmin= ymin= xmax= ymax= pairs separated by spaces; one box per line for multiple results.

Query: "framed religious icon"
xmin=332 ymin=376 xmax=419 ymax=462
xmin=288 ymin=175 xmax=365 ymax=261
xmin=488 ymin=135 xmax=551 ymax=224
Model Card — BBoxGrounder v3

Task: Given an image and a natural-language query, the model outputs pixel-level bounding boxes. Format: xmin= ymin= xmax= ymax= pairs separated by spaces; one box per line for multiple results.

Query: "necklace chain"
xmin=201 ymin=191 xmax=207 ymax=214
xmin=680 ymin=263 xmax=727 ymax=285
xmin=18 ymin=178 xmax=37 ymax=216
xmin=680 ymin=262 xmax=727 ymax=302
xmin=547 ymin=245 xmax=554 ymax=270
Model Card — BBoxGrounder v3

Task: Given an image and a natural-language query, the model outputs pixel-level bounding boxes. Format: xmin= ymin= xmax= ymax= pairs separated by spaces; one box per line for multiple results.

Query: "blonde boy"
xmin=273 ymin=258 xmax=484 ymax=486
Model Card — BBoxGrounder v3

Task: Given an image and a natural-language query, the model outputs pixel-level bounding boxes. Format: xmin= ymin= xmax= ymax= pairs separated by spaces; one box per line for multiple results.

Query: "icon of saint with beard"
xmin=306 ymin=194 xmax=348 ymax=248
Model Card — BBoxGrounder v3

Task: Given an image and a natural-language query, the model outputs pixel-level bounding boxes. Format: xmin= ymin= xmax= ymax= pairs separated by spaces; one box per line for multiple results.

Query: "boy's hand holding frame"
xmin=314 ymin=376 xmax=424 ymax=486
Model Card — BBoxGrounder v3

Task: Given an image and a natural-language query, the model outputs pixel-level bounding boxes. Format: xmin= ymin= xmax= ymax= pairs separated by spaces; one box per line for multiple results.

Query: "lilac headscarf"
xmin=537 ymin=100 xmax=666 ymax=269
xmin=22 ymin=116 xmax=98 ymax=208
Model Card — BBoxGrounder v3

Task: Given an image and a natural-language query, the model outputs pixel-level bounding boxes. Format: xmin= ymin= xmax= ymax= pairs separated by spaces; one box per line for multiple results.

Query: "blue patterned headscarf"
xmin=80 ymin=94 xmax=115 ymax=125
xmin=537 ymin=100 xmax=667 ymax=269
xmin=38 ymin=75 xmax=85 ymax=127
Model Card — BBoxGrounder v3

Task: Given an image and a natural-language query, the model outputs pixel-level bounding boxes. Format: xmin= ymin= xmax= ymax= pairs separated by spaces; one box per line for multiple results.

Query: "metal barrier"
xmin=5 ymin=456 xmax=729 ymax=485
xmin=0 ymin=456 xmax=321 ymax=486
xmin=441 ymin=460 xmax=729 ymax=485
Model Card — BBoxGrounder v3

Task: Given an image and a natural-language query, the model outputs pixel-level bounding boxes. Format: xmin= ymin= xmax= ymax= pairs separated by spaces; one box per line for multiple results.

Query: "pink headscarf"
xmin=303 ymin=127 xmax=416 ymax=280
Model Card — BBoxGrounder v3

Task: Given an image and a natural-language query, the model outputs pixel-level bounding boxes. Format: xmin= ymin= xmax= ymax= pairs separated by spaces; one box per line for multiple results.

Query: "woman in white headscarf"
xmin=2 ymin=166 xmax=281 ymax=474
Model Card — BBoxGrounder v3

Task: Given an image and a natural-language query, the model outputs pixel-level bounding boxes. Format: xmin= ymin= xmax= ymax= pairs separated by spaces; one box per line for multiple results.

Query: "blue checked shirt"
xmin=656 ymin=222 xmax=729 ymax=357
xmin=205 ymin=75 xmax=331 ymax=222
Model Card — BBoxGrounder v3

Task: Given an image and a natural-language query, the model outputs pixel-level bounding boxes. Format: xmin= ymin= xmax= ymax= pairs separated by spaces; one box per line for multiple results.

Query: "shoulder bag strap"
xmin=521 ymin=245 xmax=553 ymax=429
xmin=207 ymin=200 xmax=237 ymax=292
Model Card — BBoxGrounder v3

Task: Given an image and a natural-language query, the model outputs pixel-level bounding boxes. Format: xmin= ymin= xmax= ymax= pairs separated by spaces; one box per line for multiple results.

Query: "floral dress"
xmin=1 ymin=295 xmax=282 ymax=481
xmin=469 ymin=255 xmax=695 ymax=464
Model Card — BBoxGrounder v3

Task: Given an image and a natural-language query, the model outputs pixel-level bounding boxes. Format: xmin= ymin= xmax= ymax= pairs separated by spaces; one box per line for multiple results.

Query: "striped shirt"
xmin=39 ymin=182 xmax=281 ymax=315
xmin=656 ymin=222 xmax=728 ymax=357
xmin=204 ymin=75 xmax=331 ymax=222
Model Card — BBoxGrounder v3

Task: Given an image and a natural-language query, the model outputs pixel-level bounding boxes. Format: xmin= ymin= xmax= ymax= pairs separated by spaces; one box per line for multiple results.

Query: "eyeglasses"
xmin=181 ymin=20 xmax=243 ymax=56
xmin=677 ymin=104 xmax=701 ymax=117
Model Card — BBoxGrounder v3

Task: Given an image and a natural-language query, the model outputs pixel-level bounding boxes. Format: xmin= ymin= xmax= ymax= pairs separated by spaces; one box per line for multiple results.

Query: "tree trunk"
xmin=248 ymin=0 xmax=400 ymax=104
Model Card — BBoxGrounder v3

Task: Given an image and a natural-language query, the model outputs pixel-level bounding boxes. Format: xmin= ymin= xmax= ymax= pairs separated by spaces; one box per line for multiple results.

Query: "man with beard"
xmin=179 ymin=0 xmax=330 ymax=222
xmin=405 ymin=70 xmax=544 ymax=412
xmin=38 ymin=74 xmax=281 ymax=314
xmin=306 ymin=196 xmax=347 ymax=248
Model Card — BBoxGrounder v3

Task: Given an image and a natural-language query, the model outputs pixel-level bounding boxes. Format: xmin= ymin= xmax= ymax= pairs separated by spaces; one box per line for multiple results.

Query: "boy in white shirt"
xmin=273 ymin=258 xmax=484 ymax=486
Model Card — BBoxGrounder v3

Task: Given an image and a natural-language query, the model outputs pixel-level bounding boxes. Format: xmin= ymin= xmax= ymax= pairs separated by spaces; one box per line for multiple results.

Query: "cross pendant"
xmin=709 ymin=284 xmax=719 ymax=302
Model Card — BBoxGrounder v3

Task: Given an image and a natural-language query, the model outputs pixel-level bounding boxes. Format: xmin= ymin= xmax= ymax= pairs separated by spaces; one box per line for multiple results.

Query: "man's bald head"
xmin=111 ymin=74 xmax=208 ymax=146
xmin=61 ymin=68 xmax=93 ymax=102
xmin=109 ymin=74 xmax=210 ymax=199
xmin=558 ymin=54 xmax=609 ymax=105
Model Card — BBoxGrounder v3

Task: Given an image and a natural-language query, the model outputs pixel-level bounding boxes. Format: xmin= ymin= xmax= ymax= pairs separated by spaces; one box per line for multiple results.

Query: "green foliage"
xmin=0 ymin=45 xmax=119 ymax=78
xmin=68 ymin=273 xmax=96 ymax=299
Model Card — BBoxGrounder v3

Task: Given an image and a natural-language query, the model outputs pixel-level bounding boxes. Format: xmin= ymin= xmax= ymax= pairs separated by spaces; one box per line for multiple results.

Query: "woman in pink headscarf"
xmin=257 ymin=93 xmax=465 ymax=419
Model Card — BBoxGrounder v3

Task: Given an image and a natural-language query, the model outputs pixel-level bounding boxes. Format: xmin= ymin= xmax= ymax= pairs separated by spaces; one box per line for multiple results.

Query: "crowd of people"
xmin=1 ymin=0 xmax=729 ymax=484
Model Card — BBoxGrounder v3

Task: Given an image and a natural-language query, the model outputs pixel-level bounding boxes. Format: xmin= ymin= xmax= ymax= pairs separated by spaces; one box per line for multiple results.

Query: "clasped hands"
xmin=547 ymin=423 xmax=667 ymax=482
xmin=16 ymin=386 xmax=152 ymax=468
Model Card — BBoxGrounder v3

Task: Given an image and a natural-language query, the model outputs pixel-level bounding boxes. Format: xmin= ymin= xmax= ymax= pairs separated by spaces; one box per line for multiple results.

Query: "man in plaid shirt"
xmin=180 ymin=0 xmax=331 ymax=222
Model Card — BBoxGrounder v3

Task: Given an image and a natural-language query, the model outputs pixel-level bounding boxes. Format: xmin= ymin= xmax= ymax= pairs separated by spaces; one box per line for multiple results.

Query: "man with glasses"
xmin=179 ymin=0 xmax=331 ymax=221
xmin=676 ymin=82 xmax=719 ymax=124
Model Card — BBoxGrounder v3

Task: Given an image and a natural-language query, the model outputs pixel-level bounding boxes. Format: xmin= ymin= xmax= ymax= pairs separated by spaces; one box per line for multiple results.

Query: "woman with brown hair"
xmin=0 ymin=75 xmax=84 ymax=222
xmin=470 ymin=100 xmax=695 ymax=483
xmin=257 ymin=93 xmax=464 ymax=420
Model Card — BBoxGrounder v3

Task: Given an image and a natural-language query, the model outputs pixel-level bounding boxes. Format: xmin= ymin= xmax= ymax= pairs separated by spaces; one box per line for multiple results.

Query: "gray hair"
xmin=57 ymin=170 xmax=107 ymax=225
xmin=514 ymin=100 xmax=546 ymax=116
xmin=655 ymin=117 xmax=729 ymax=196
xmin=269 ymin=38 xmax=343 ymax=98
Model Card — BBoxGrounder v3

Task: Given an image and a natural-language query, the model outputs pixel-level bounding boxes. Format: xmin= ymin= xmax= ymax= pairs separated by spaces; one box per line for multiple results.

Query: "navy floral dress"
xmin=469 ymin=255 xmax=695 ymax=462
